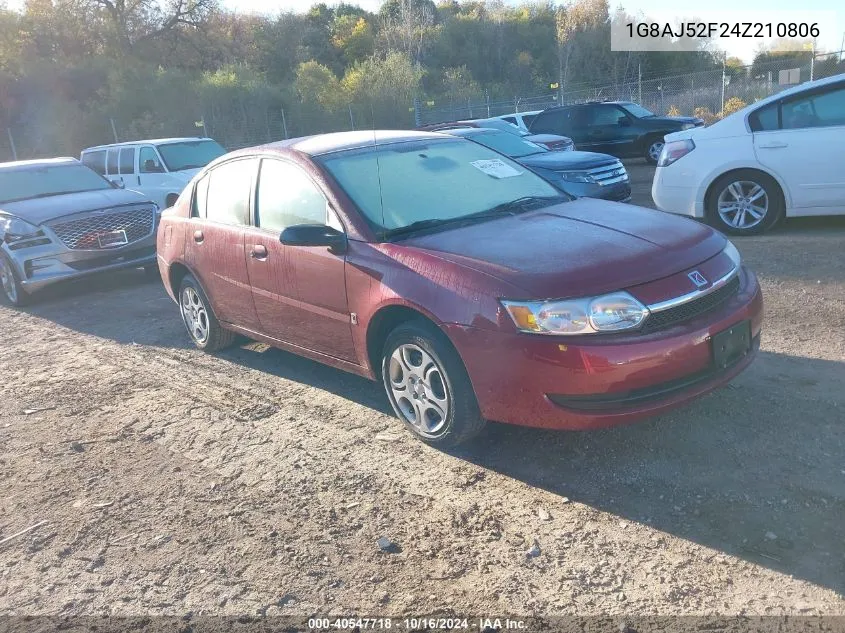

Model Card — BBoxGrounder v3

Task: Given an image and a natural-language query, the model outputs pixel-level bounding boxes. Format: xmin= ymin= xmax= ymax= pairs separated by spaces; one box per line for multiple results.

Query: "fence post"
xmin=514 ymin=96 xmax=518 ymax=113
xmin=485 ymin=90 xmax=490 ymax=117
xmin=6 ymin=128 xmax=17 ymax=161
xmin=348 ymin=104 xmax=355 ymax=131
xmin=810 ymin=41 xmax=815 ymax=81
xmin=467 ymin=97 xmax=473 ymax=118
xmin=637 ymin=63 xmax=642 ymax=104
xmin=413 ymin=96 xmax=421 ymax=127
xmin=720 ymin=54 xmax=726 ymax=114
xmin=281 ymin=108 xmax=289 ymax=139
xmin=109 ymin=118 xmax=119 ymax=143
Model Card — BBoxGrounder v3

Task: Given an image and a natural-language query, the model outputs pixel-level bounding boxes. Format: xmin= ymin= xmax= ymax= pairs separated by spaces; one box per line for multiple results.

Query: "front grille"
xmin=49 ymin=207 xmax=155 ymax=250
xmin=641 ymin=274 xmax=741 ymax=333
xmin=588 ymin=161 xmax=628 ymax=186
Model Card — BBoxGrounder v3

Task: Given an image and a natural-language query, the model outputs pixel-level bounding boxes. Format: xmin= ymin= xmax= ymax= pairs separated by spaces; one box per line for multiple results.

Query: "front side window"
xmin=318 ymin=138 xmax=562 ymax=237
xmin=590 ymin=105 xmax=626 ymax=126
xmin=204 ymin=159 xmax=256 ymax=226
xmin=256 ymin=159 xmax=327 ymax=234
xmin=81 ymin=150 xmax=106 ymax=175
xmin=139 ymin=147 xmax=164 ymax=173
xmin=118 ymin=147 xmax=136 ymax=175
xmin=156 ymin=140 xmax=227 ymax=172
xmin=0 ymin=163 xmax=113 ymax=204
xmin=620 ymin=103 xmax=655 ymax=118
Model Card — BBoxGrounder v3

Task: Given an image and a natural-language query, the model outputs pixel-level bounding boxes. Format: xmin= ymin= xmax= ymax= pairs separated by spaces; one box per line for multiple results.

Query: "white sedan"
xmin=652 ymin=73 xmax=845 ymax=235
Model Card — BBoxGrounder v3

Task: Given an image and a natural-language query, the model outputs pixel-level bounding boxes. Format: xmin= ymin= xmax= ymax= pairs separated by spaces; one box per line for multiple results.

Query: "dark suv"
xmin=529 ymin=101 xmax=704 ymax=164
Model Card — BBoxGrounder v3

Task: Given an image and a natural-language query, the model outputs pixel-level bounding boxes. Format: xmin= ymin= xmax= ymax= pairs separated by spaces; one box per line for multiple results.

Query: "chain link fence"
xmin=2 ymin=51 xmax=843 ymax=162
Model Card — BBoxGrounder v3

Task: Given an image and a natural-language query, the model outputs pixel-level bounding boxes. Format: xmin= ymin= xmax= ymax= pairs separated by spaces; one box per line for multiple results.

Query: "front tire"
xmin=178 ymin=274 xmax=236 ymax=352
xmin=706 ymin=170 xmax=784 ymax=235
xmin=381 ymin=320 xmax=486 ymax=448
xmin=0 ymin=251 xmax=30 ymax=307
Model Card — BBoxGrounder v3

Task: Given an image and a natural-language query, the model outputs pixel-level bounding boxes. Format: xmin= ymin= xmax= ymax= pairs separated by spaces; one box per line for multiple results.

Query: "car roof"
xmin=752 ymin=71 xmax=845 ymax=107
xmin=82 ymin=137 xmax=213 ymax=151
xmin=255 ymin=130 xmax=452 ymax=156
xmin=0 ymin=157 xmax=78 ymax=171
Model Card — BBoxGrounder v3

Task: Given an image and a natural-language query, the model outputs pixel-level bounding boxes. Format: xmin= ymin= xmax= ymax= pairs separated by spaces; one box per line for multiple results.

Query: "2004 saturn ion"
xmin=156 ymin=131 xmax=763 ymax=447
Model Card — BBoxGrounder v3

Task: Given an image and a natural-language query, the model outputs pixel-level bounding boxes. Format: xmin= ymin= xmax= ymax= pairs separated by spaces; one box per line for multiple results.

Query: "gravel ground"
xmin=1 ymin=164 xmax=844 ymax=621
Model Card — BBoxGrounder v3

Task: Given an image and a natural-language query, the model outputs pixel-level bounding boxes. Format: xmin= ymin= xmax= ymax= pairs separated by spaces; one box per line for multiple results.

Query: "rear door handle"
xmin=250 ymin=244 xmax=268 ymax=259
xmin=193 ymin=230 xmax=204 ymax=243
xmin=758 ymin=142 xmax=788 ymax=149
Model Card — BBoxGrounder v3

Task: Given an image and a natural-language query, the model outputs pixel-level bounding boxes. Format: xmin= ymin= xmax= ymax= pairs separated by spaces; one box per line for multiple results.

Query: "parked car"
xmin=653 ymin=73 xmax=845 ymax=235
xmin=529 ymin=101 xmax=704 ymax=164
xmin=420 ymin=117 xmax=575 ymax=151
xmin=81 ymin=137 xmax=226 ymax=210
xmin=0 ymin=158 xmax=160 ymax=306
xmin=444 ymin=127 xmax=631 ymax=202
xmin=495 ymin=110 xmax=543 ymax=132
xmin=157 ymin=130 xmax=761 ymax=447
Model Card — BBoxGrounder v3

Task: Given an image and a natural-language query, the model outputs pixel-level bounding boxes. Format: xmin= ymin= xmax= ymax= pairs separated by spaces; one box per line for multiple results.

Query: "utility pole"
xmin=281 ymin=108 xmax=288 ymax=139
xmin=720 ymin=53 xmax=727 ymax=114
xmin=348 ymin=105 xmax=355 ymax=131
xmin=810 ymin=39 xmax=816 ymax=81
xmin=7 ymin=129 xmax=17 ymax=161
xmin=638 ymin=63 xmax=642 ymax=104
xmin=109 ymin=118 xmax=118 ymax=143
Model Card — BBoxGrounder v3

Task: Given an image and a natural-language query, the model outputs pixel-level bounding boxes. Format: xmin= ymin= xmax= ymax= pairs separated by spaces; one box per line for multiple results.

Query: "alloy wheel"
xmin=386 ymin=343 xmax=450 ymax=437
xmin=648 ymin=141 xmax=664 ymax=162
xmin=717 ymin=180 xmax=768 ymax=230
xmin=181 ymin=286 xmax=210 ymax=344
xmin=0 ymin=256 xmax=18 ymax=304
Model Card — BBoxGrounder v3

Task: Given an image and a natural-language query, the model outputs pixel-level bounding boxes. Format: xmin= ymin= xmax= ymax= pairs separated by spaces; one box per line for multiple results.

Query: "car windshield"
xmin=471 ymin=130 xmax=547 ymax=158
xmin=621 ymin=103 xmax=656 ymax=118
xmin=0 ymin=163 xmax=113 ymax=204
xmin=155 ymin=140 xmax=226 ymax=172
xmin=318 ymin=138 xmax=564 ymax=240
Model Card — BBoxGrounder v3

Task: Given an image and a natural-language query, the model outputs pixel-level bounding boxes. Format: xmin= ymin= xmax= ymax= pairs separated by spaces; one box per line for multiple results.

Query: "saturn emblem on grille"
xmin=688 ymin=270 xmax=708 ymax=288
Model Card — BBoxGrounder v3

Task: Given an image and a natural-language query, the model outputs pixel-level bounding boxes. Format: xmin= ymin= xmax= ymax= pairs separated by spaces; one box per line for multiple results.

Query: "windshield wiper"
xmin=382 ymin=195 xmax=566 ymax=241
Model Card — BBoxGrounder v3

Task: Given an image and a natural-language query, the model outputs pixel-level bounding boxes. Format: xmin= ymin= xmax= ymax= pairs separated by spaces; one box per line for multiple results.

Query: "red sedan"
xmin=156 ymin=131 xmax=762 ymax=447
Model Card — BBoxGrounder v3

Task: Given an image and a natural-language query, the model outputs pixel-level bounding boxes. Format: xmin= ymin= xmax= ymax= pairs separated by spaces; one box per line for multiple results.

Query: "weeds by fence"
xmin=1 ymin=51 xmax=843 ymax=162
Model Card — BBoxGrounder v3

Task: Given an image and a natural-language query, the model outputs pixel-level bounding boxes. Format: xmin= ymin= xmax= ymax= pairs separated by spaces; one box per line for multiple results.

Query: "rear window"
xmin=81 ymin=150 xmax=106 ymax=175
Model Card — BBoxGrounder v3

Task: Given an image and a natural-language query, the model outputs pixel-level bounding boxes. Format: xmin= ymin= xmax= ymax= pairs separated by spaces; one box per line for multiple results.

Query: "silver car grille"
xmin=589 ymin=161 xmax=628 ymax=186
xmin=48 ymin=207 xmax=155 ymax=250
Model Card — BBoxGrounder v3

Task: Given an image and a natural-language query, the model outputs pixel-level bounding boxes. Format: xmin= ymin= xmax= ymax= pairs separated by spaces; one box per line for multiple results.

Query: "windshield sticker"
xmin=470 ymin=159 xmax=523 ymax=179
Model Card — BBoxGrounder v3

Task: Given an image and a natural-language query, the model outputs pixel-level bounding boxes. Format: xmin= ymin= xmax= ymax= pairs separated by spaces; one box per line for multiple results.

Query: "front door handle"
xmin=250 ymin=244 xmax=268 ymax=259
xmin=193 ymin=230 xmax=204 ymax=243
xmin=758 ymin=142 xmax=788 ymax=149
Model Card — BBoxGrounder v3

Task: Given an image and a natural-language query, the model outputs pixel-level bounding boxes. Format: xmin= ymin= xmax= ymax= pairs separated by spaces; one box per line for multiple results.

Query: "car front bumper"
xmin=444 ymin=265 xmax=762 ymax=430
xmin=5 ymin=235 xmax=157 ymax=295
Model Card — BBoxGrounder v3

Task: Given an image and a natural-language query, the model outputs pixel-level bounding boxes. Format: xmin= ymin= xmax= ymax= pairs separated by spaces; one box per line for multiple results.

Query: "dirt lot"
xmin=1 ymin=162 xmax=845 ymax=621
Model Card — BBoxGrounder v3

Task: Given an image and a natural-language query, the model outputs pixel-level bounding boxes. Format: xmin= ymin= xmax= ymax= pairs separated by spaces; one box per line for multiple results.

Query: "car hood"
xmin=400 ymin=198 xmax=725 ymax=299
xmin=644 ymin=115 xmax=703 ymax=127
xmin=0 ymin=188 xmax=153 ymax=225
xmin=519 ymin=151 xmax=619 ymax=170
xmin=526 ymin=133 xmax=573 ymax=144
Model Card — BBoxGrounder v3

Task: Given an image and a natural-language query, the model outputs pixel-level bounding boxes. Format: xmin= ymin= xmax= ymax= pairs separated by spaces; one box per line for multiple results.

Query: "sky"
xmin=244 ymin=0 xmax=843 ymax=62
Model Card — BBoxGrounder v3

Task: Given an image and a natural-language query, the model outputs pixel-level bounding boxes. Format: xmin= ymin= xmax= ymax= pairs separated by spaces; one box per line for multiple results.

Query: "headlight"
xmin=558 ymin=171 xmax=595 ymax=183
xmin=681 ymin=123 xmax=695 ymax=130
xmin=501 ymin=291 xmax=648 ymax=335
xmin=0 ymin=214 xmax=41 ymax=244
xmin=657 ymin=139 xmax=695 ymax=167
xmin=723 ymin=240 xmax=741 ymax=267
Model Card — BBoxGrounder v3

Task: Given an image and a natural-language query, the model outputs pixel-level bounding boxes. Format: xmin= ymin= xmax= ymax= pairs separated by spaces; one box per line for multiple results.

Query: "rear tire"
xmin=0 ymin=251 xmax=30 ymax=307
xmin=178 ymin=274 xmax=236 ymax=352
xmin=381 ymin=320 xmax=486 ymax=448
xmin=706 ymin=169 xmax=784 ymax=236
xmin=644 ymin=137 xmax=664 ymax=165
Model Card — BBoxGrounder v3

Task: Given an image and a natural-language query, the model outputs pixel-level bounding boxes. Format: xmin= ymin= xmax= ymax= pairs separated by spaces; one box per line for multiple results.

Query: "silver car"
xmin=0 ymin=158 xmax=160 ymax=306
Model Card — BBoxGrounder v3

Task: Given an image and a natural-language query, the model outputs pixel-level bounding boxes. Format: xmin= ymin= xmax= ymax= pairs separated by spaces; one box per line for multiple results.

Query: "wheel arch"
xmin=365 ymin=303 xmax=449 ymax=379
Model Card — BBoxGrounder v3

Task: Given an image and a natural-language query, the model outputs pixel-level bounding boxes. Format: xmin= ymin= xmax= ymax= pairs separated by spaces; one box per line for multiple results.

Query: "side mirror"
xmin=280 ymin=224 xmax=347 ymax=253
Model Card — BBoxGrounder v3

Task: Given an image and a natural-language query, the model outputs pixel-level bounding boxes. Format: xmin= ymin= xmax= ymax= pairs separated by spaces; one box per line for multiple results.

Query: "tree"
xmin=295 ymin=60 xmax=343 ymax=112
xmin=332 ymin=15 xmax=374 ymax=64
xmin=379 ymin=0 xmax=437 ymax=63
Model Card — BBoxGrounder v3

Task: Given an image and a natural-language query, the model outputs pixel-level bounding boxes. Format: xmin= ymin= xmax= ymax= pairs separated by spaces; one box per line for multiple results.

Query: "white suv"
xmin=652 ymin=73 xmax=845 ymax=235
xmin=80 ymin=137 xmax=226 ymax=210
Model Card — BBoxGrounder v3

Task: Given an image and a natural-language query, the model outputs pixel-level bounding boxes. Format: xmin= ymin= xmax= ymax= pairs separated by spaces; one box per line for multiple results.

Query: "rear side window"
xmin=82 ymin=150 xmax=106 ymax=175
xmin=118 ymin=147 xmax=135 ymax=175
xmin=522 ymin=114 xmax=538 ymax=127
xmin=501 ymin=116 xmax=516 ymax=125
xmin=106 ymin=148 xmax=119 ymax=175
xmin=205 ymin=159 xmax=256 ymax=226
xmin=530 ymin=108 xmax=576 ymax=135
xmin=749 ymin=103 xmax=780 ymax=131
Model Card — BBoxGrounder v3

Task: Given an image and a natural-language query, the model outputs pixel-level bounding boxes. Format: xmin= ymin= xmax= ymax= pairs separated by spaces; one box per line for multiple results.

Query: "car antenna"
xmin=371 ymin=102 xmax=387 ymax=241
